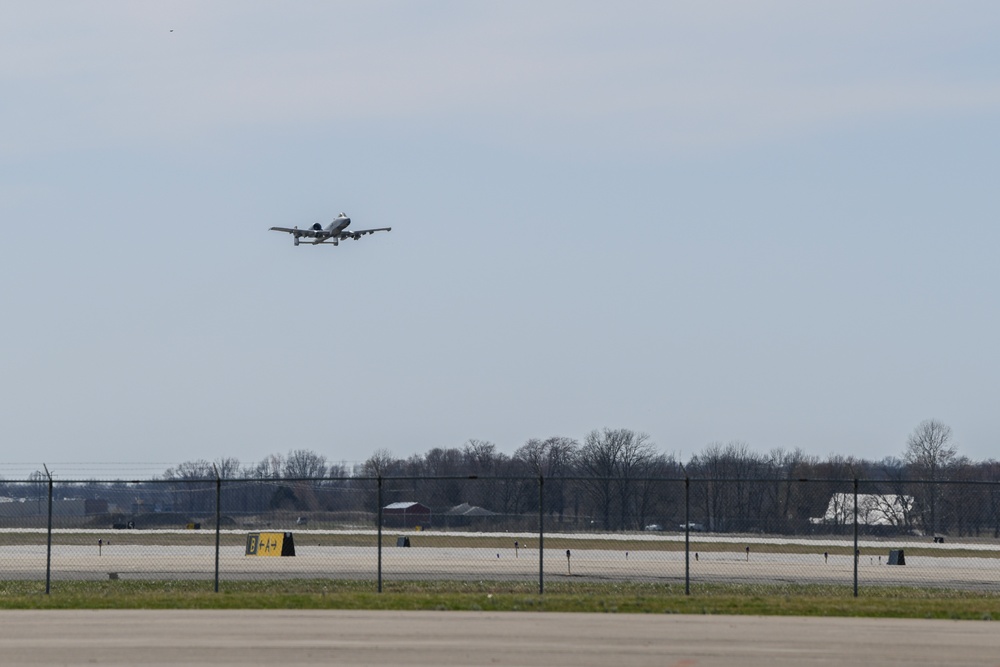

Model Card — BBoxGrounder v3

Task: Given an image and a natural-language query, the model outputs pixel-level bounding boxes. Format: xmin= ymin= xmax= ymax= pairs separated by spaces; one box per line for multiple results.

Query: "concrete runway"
xmin=4 ymin=543 xmax=999 ymax=590
xmin=0 ymin=610 xmax=997 ymax=666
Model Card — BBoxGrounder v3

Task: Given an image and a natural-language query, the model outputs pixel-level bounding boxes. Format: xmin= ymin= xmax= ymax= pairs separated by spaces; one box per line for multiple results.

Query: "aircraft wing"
xmin=337 ymin=227 xmax=392 ymax=240
xmin=270 ymin=226 xmax=320 ymax=237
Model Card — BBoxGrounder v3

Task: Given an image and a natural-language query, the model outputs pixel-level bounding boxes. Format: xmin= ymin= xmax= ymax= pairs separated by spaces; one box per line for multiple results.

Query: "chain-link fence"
xmin=2 ymin=475 xmax=998 ymax=596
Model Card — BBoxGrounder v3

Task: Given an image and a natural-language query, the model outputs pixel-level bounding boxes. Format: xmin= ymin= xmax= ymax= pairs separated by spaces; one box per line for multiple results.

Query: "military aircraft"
xmin=270 ymin=213 xmax=391 ymax=246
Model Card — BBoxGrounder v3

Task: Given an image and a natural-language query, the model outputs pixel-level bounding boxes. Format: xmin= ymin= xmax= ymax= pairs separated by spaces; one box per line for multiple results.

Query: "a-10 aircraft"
xmin=270 ymin=213 xmax=391 ymax=246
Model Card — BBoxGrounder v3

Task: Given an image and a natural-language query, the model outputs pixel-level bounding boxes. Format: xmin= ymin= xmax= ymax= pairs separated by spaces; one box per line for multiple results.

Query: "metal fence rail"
xmin=1 ymin=474 xmax=998 ymax=596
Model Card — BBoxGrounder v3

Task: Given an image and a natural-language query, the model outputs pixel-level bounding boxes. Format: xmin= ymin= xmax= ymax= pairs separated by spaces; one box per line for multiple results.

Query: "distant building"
xmin=382 ymin=501 xmax=431 ymax=528
xmin=440 ymin=502 xmax=497 ymax=527
xmin=811 ymin=493 xmax=915 ymax=528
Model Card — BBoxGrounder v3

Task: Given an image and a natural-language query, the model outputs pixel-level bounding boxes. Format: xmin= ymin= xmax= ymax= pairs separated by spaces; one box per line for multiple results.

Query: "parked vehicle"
xmin=678 ymin=522 xmax=705 ymax=532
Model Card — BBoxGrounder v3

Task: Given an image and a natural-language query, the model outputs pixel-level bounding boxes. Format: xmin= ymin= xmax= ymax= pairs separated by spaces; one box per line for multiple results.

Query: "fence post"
xmin=538 ymin=475 xmax=544 ymax=595
xmin=684 ymin=476 xmax=690 ymax=596
xmin=214 ymin=473 xmax=221 ymax=593
xmin=45 ymin=466 xmax=53 ymax=595
xmin=853 ymin=477 xmax=859 ymax=598
xmin=377 ymin=476 xmax=383 ymax=593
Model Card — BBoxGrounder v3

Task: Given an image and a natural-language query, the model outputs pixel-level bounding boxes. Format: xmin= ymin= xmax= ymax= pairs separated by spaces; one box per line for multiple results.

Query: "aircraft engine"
xmin=311 ymin=223 xmax=323 ymax=231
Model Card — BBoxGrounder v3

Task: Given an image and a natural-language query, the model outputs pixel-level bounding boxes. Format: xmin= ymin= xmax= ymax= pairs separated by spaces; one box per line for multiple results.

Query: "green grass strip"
xmin=0 ymin=579 xmax=997 ymax=620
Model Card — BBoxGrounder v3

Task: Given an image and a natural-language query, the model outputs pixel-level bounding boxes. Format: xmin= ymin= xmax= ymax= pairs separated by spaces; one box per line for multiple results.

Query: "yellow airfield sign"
xmin=245 ymin=531 xmax=296 ymax=557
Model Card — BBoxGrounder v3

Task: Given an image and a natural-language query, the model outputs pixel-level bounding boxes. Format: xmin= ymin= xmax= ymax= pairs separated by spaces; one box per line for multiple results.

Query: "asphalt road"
xmin=0 ymin=610 xmax=997 ymax=666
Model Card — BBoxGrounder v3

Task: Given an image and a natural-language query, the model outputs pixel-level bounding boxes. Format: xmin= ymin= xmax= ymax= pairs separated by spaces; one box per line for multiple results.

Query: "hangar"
xmin=382 ymin=501 xmax=431 ymax=528
xmin=811 ymin=493 xmax=915 ymax=529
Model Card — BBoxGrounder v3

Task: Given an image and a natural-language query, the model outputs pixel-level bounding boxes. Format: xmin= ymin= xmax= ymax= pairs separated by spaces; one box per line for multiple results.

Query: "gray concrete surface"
xmin=0 ymin=610 xmax=997 ymax=666
xmin=4 ymin=543 xmax=998 ymax=590
xmin=4 ymin=528 xmax=999 ymax=591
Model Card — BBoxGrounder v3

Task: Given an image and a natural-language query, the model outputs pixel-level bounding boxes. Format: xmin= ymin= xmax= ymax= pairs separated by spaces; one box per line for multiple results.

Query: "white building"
xmin=811 ymin=493 xmax=915 ymax=528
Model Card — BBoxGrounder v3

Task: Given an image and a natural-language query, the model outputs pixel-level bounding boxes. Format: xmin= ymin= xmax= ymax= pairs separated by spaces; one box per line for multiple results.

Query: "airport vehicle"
xmin=270 ymin=212 xmax=391 ymax=246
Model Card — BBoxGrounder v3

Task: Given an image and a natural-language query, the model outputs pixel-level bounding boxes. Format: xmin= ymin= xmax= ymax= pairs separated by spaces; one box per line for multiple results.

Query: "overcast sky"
xmin=3 ymin=2 xmax=999 ymax=477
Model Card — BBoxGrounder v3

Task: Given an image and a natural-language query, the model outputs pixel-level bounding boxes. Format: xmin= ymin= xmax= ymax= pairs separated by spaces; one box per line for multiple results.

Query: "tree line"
xmin=5 ymin=421 xmax=999 ymax=537
xmin=151 ymin=420 xmax=1000 ymax=536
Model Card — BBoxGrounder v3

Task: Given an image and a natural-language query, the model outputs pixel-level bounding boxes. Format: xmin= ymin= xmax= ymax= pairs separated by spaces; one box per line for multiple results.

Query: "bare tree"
xmin=282 ymin=449 xmax=327 ymax=479
xmin=214 ymin=457 xmax=241 ymax=479
xmin=515 ymin=437 xmax=579 ymax=522
xmin=327 ymin=461 xmax=350 ymax=479
xmin=690 ymin=441 xmax=765 ymax=532
xmin=577 ymin=429 xmax=624 ymax=530
xmin=279 ymin=449 xmax=328 ymax=512
xmin=515 ymin=437 xmax=578 ymax=477
xmin=904 ymin=419 xmax=957 ymax=535
xmin=614 ymin=430 xmax=658 ymax=529
xmin=490 ymin=453 xmax=534 ymax=526
xmin=162 ymin=460 xmax=215 ymax=513
xmin=462 ymin=440 xmax=498 ymax=475
xmin=163 ymin=460 xmax=214 ymax=480
xmin=578 ymin=428 xmax=656 ymax=530
xmin=407 ymin=447 xmax=466 ymax=508
xmin=249 ymin=453 xmax=284 ymax=479
xmin=905 ymin=420 xmax=957 ymax=477
xmin=762 ymin=448 xmax=812 ymax=533
xmin=360 ymin=449 xmax=400 ymax=477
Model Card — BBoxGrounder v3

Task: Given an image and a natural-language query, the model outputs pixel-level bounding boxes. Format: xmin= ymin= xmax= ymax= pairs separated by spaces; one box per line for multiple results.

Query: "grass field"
xmin=1 ymin=579 xmax=998 ymax=620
